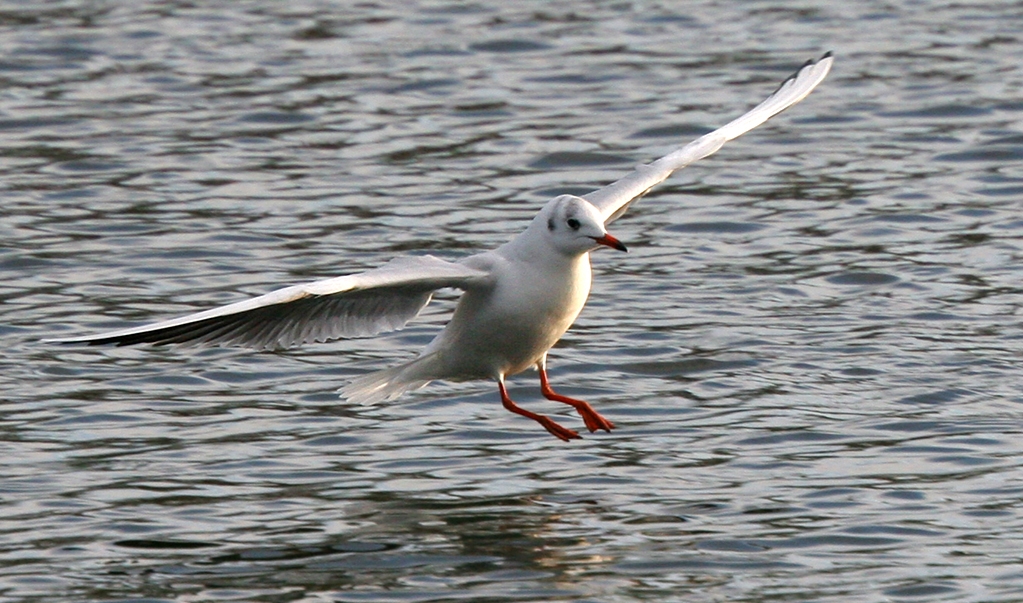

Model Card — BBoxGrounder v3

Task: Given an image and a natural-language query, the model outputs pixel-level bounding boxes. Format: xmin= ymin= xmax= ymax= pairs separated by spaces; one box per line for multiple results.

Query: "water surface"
xmin=3 ymin=1 xmax=1023 ymax=601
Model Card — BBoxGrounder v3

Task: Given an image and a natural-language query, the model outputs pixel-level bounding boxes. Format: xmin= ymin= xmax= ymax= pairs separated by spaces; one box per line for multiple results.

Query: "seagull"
xmin=49 ymin=53 xmax=832 ymax=441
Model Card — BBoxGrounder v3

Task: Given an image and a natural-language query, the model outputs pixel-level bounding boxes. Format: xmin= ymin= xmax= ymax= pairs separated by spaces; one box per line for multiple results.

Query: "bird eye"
xmin=566 ymin=218 xmax=581 ymax=230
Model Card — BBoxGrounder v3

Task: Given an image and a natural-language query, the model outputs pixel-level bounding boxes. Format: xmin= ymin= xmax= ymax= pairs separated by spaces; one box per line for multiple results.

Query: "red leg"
xmin=498 ymin=379 xmax=580 ymax=442
xmin=538 ymin=366 xmax=615 ymax=433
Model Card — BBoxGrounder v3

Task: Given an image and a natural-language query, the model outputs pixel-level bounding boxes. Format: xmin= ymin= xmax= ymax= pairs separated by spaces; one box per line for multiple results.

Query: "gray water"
xmin=3 ymin=1 xmax=1023 ymax=601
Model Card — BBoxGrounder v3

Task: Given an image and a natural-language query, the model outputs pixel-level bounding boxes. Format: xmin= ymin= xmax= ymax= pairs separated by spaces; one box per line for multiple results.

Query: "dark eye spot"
xmin=566 ymin=218 xmax=581 ymax=230
xmin=547 ymin=217 xmax=555 ymax=232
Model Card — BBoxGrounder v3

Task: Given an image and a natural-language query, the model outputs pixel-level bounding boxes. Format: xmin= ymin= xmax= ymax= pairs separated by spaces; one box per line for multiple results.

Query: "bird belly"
xmin=425 ymin=255 xmax=591 ymax=381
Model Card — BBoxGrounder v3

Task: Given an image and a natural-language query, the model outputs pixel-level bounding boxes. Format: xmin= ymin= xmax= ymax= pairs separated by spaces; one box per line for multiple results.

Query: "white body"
xmin=426 ymin=249 xmax=590 ymax=380
xmin=339 ymin=197 xmax=607 ymax=403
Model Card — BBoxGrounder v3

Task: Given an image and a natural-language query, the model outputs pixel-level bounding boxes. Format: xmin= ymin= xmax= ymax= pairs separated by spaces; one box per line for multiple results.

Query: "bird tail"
xmin=339 ymin=353 xmax=439 ymax=405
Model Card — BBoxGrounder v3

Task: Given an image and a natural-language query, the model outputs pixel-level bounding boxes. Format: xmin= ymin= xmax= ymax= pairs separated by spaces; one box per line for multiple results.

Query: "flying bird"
xmin=49 ymin=53 xmax=833 ymax=441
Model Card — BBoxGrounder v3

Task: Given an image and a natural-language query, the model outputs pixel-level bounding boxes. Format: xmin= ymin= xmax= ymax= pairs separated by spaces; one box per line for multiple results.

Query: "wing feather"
xmin=47 ymin=255 xmax=490 ymax=350
xmin=585 ymin=52 xmax=833 ymax=224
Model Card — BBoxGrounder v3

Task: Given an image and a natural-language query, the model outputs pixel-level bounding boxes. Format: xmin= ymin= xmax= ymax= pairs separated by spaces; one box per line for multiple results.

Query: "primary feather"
xmin=47 ymin=255 xmax=489 ymax=350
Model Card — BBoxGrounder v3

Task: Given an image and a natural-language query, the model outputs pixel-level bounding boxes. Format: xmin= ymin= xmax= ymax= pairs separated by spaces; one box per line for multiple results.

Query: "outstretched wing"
xmin=585 ymin=52 xmax=833 ymax=224
xmin=47 ymin=255 xmax=490 ymax=351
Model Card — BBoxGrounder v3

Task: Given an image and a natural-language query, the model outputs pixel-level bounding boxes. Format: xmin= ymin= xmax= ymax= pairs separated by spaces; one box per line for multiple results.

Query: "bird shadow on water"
xmin=99 ymin=490 xmax=627 ymax=601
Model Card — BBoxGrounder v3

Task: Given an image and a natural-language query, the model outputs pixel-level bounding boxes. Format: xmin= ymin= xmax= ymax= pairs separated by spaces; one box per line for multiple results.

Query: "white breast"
xmin=424 ymin=251 xmax=592 ymax=380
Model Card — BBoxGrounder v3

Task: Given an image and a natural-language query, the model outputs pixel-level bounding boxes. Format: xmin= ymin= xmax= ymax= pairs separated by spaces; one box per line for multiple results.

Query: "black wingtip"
xmin=800 ymin=52 xmax=833 ymax=70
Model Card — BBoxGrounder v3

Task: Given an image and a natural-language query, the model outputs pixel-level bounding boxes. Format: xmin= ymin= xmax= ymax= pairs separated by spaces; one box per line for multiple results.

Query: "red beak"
xmin=593 ymin=232 xmax=628 ymax=252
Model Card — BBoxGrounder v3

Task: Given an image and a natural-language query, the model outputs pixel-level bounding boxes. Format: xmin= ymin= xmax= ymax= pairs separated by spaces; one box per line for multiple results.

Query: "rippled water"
xmin=4 ymin=1 xmax=1023 ymax=601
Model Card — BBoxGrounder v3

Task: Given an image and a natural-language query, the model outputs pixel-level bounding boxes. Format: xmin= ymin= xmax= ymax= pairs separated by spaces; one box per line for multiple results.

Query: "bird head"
xmin=540 ymin=195 xmax=627 ymax=256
